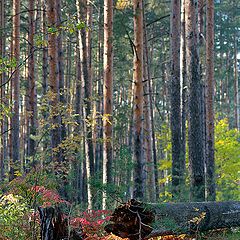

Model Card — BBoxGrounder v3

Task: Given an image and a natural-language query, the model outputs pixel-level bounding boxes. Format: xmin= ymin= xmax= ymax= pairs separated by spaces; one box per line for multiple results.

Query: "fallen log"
xmin=104 ymin=199 xmax=240 ymax=240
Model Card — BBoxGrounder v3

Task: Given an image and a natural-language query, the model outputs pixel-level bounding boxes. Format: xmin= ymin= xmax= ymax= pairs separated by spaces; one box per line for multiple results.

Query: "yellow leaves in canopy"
xmin=116 ymin=0 xmax=131 ymax=10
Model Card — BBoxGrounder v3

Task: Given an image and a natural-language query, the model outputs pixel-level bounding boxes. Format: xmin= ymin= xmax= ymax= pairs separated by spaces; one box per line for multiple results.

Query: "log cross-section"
xmin=105 ymin=199 xmax=240 ymax=240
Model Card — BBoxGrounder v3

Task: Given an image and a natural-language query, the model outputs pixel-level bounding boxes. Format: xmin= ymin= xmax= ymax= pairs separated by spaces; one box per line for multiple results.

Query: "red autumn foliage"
xmin=31 ymin=185 xmax=70 ymax=207
xmin=30 ymin=186 xmax=194 ymax=240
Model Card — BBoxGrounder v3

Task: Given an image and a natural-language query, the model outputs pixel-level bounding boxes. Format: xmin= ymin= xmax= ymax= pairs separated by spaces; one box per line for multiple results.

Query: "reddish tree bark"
xmin=46 ymin=0 xmax=62 ymax=163
xmin=133 ymin=0 xmax=144 ymax=199
xmin=102 ymin=0 xmax=113 ymax=209
xmin=206 ymin=0 xmax=216 ymax=201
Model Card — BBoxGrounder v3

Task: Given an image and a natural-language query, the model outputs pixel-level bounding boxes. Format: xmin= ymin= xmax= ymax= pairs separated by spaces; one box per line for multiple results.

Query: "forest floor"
xmin=104 ymin=229 xmax=240 ymax=240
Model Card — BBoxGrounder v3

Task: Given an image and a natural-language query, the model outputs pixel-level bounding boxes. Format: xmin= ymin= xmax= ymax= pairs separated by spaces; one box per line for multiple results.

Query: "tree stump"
xmin=38 ymin=206 xmax=84 ymax=240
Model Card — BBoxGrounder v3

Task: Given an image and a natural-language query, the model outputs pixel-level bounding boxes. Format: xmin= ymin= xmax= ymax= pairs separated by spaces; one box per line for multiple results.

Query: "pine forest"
xmin=0 ymin=0 xmax=240 ymax=239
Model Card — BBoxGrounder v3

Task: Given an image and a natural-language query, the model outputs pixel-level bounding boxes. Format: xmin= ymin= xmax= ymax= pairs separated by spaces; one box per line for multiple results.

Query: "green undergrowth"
xmin=198 ymin=228 xmax=240 ymax=240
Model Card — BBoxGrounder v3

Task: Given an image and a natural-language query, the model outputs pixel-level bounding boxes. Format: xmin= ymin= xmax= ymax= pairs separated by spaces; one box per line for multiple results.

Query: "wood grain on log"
xmin=105 ymin=199 xmax=240 ymax=240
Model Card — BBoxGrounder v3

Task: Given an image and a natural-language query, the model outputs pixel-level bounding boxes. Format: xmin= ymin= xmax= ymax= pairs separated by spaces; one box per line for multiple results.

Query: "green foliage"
xmin=35 ymin=35 xmax=47 ymax=47
xmin=0 ymin=57 xmax=17 ymax=73
xmin=0 ymin=100 xmax=12 ymax=121
xmin=0 ymin=194 xmax=29 ymax=240
xmin=215 ymin=118 xmax=240 ymax=201
xmin=156 ymin=123 xmax=173 ymax=202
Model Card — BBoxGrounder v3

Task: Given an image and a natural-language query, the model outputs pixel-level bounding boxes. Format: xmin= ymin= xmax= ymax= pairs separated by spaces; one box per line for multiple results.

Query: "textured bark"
xmin=27 ymin=0 xmax=38 ymax=158
xmin=185 ymin=0 xmax=205 ymax=201
xmin=95 ymin=4 xmax=103 ymax=174
xmin=180 ymin=0 xmax=187 ymax=193
xmin=39 ymin=207 xmax=84 ymax=240
xmin=133 ymin=0 xmax=144 ymax=200
xmin=0 ymin=0 xmax=6 ymax=181
xmin=56 ymin=0 xmax=66 ymax=141
xmin=42 ymin=0 xmax=47 ymax=98
xmin=206 ymin=0 xmax=215 ymax=201
xmin=75 ymin=39 xmax=83 ymax=203
xmin=170 ymin=0 xmax=183 ymax=199
xmin=198 ymin=0 xmax=204 ymax=44
xmin=76 ymin=0 xmax=94 ymax=209
xmin=46 ymin=0 xmax=62 ymax=163
xmin=105 ymin=199 xmax=240 ymax=240
xmin=143 ymin=8 xmax=156 ymax=202
xmin=147 ymin=23 xmax=159 ymax=200
xmin=102 ymin=0 xmax=113 ymax=209
xmin=10 ymin=0 xmax=21 ymax=180
xmin=41 ymin=0 xmax=48 ymax=154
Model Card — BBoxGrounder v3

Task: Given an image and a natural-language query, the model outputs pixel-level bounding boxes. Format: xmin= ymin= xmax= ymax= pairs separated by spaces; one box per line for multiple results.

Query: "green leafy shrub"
xmin=215 ymin=119 xmax=240 ymax=201
xmin=0 ymin=194 xmax=29 ymax=240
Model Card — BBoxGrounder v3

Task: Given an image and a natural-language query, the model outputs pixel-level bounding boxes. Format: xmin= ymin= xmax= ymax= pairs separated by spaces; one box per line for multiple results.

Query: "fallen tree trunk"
xmin=105 ymin=199 xmax=240 ymax=240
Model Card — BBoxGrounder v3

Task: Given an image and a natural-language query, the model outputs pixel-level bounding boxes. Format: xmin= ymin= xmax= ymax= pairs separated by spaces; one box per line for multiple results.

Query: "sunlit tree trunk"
xmin=10 ymin=0 xmax=21 ymax=180
xmin=75 ymin=35 xmax=84 ymax=202
xmin=46 ymin=0 xmax=62 ymax=163
xmin=76 ymin=0 xmax=94 ymax=209
xmin=186 ymin=0 xmax=205 ymax=201
xmin=180 ymin=0 xmax=187 ymax=197
xmin=133 ymin=0 xmax=144 ymax=199
xmin=102 ymin=0 xmax=113 ymax=209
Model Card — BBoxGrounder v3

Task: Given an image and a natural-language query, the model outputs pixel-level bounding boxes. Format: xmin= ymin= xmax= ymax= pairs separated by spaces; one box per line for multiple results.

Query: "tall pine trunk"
xmin=206 ymin=0 xmax=216 ymax=201
xmin=102 ymin=0 xmax=113 ymax=209
xmin=170 ymin=0 xmax=183 ymax=199
xmin=10 ymin=0 xmax=21 ymax=180
xmin=27 ymin=0 xmax=38 ymax=159
xmin=180 ymin=0 xmax=187 ymax=198
xmin=143 ymin=7 xmax=156 ymax=202
xmin=185 ymin=0 xmax=205 ymax=201
xmin=46 ymin=0 xmax=62 ymax=163
xmin=56 ymin=0 xmax=66 ymax=141
xmin=0 ymin=0 xmax=6 ymax=181
xmin=133 ymin=0 xmax=144 ymax=199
